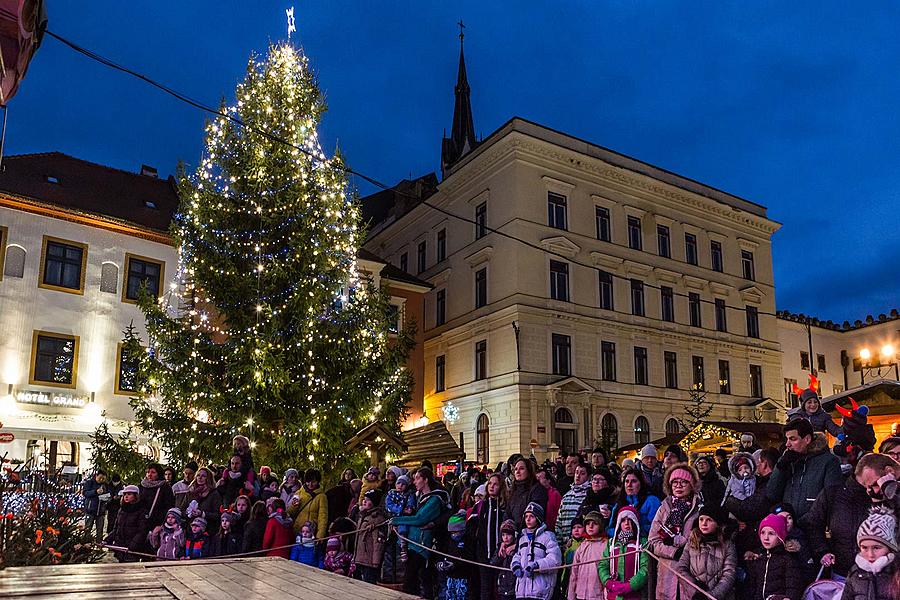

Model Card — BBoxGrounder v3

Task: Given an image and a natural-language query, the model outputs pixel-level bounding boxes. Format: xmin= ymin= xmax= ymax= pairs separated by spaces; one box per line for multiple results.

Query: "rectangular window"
xmin=633 ymin=347 xmax=648 ymax=385
xmin=386 ymin=304 xmax=401 ymax=334
xmin=661 ymin=286 xmax=675 ymax=322
xmin=115 ymin=343 xmax=140 ymax=395
xmin=800 ymin=351 xmax=810 ymax=370
xmin=627 ymin=216 xmax=642 ymax=250
xmin=399 ymin=252 xmax=408 ymax=273
xmin=657 ymin=225 xmax=671 ymax=258
xmin=550 ymin=260 xmax=569 ymax=302
xmin=30 ymin=331 xmax=78 ymax=388
xmin=684 ymin=233 xmax=698 ymax=265
xmin=785 ymin=378 xmax=799 ymax=407
xmin=750 ymin=364 xmax=763 ymax=398
xmin=715 ymin=298 xmax=727 ymax=332
xmin=548 ymin=192 xmax=568 ymax=230
xmin=475 ymin=201 xmax=488 ymax=239
xmin=630 ymin=279 xmax=645 ymax=316
xmin=124 ymin=254 xmax=164 ymax=302
xmin=475 ymin=268 xmax=487 ymax=308
xmin=710 ymin=241 xmax=724 ymax=272
xmin=664 ymin=351 xmax=678 ymax=389
xmin=719 ymin=360 xmax=731 ymax=394
xmin=436 ymin=289 xmax=446 ymax=326
xmin=475 ymin=340 xmax=487 ymax=380
xmin=833 ymin=384 xmax=843 ymax=395
xmin=689 ymin=293 xmax=702 ymax=327
xmin=552 ymin=334 xmax=572 ymax=376
xmin=435 ymin=355 xmax=446 ymax=392
xmin=599 ymin=270 xmax=614 ymax=310
xmin=417 ymin=241 xmax=427 ymax=273
xmin=437 ymin=229 xmax=446 ymax=262
xmin=746 ymin=305 xmax=760 ymax=338
xmin=741 ymin=250 xmax=755 ymax=281
xmin=601 ymin=341 xmax=616 ymax=381
xmin=40 ymin=236 xmax=88 ymax=293
xmin=595 ymin=206 xmax=610 ymax=241
xmin=692 ymin=355 xmax=705 ymax=390
xmin=817 ymin=354 xmax=827 ymax=373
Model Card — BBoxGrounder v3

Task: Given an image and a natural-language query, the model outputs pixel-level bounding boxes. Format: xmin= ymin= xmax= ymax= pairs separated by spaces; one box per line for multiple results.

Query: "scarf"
xmin=665 ymin=496 xmax=692 ymax=533
xmin=141 ymin=477 xmax=165 ymax=488
xmin=617 ymin=528 xmax=636 ymax=545
xmin=855 ymin=552 xmax=895 ymax=574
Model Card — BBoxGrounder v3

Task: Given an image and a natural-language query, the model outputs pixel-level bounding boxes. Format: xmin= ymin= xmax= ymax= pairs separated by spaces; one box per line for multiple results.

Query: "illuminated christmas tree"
xmin=126 ymin=42 xmax=413 ymax=473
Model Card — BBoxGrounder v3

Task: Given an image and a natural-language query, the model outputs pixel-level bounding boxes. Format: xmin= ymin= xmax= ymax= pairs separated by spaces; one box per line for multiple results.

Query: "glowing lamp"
xmin=881 ymin=344 xmax=895 ymax=358
xmin=860 ymin=348 xmax=871 ymax=361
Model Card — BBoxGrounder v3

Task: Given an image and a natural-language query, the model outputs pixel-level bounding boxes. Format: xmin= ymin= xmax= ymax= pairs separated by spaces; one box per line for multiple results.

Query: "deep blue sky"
xmin=10 ymin=2 xmax=899 ymax=321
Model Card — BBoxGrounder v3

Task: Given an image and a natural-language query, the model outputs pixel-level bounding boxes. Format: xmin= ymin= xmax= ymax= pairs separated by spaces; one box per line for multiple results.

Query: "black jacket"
xmin=507 ymin=479 xmax=548 ymax=530
xmin=801 ymin=476 xmax=873 ymax=577
xmin=242 ymin=515 xmax=267 ymax=554
xmin=744 ymin=545 xmax=803 ymax=600
xmin=139 ymin=481 xmax=175 ymax=529
xmin=767 ymin=434 xmax=843 ymax=519
xmin=698 ymin=471 xmax=726 ymax=508
xmin=105 ymin=501 xmax=148 ymax=562
xmin=841 ymin=561 xmax=897 ymax=600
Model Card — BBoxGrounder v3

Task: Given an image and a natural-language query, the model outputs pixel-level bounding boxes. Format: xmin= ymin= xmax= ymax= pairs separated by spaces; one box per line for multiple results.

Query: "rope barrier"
xmin=645 ymin=548 xmax=718 ymax=600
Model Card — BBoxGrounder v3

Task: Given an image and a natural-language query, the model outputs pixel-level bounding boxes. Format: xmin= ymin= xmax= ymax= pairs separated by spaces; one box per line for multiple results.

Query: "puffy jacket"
xmin=288 ymin=484 xmax=328 ymax=538
xmin=353 ymin=506 xmax=388 ymax=568
xmin=509 ymin=523 xmax=561 ymax=600
xmin=597 ymin=537 xmax=648 ymax=600
xmin=391 ymin=489 xmax=451 ymax=558
xmin=290 ymin=539 xmax=319 ymax=566
xmin=767 ymin=434 xmax=843 ymax=518
xmin=675 ymin=537 xmax=737 ymax=600
xmin=384 ymin=488 xmax=415 ymax=518
xmin=82 ymin=476 xmax=109 ymax=517
xmin=184 ymin=531 xmax=211 ymax=559
xmin=490 ymin=544 xmax=517 ymax=599
xmin=744 ymin=545 xmax=803 ymax=600
xmin=211 ymin=529 xmax=242 ymax=558
xmin=105 ymin=501 xmax=148 ymax=562
xmin=148 ymin=524 xmax=185 ymax=560
xmin=801 ymin=476 xmax=873 ymax=577
xmin=556 ymin=480 xmax=590 ymax=545
xmin=787 ymin=402 xmax=843 ymax=437
xmin=566 ymin=536 xmax=606 ymax=600
xmin=648 ymin=494 xmax=700 ymax=600
xmin=697 ymin=470 xmax=726 ymax=508
xmin=841 ymin=560 xmax=897 ymax=600
xmin=262 ymin=511 xmax=294 ymax=558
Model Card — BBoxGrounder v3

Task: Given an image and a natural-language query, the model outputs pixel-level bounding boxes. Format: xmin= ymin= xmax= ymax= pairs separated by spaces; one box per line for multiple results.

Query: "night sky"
xmin=10 ymin=2 xmax=899 ymax=321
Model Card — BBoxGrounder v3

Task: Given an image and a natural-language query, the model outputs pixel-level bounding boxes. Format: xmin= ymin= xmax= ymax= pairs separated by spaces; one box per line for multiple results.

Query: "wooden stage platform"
xmin=0 ymin=556 xmax=419 ymax=600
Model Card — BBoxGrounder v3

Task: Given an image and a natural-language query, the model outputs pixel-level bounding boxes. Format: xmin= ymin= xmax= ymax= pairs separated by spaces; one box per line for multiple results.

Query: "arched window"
xmin=100 ymin=262 xmax=119 ymax=294
xmin=634 ymin=416 xmax=650 ymax=445
xmin=476 ymin=413 xmax=489 ymax=465
xmin=601 ymin=413 xmax=618 ymax=451
xmin=554 ymin=407 xmax=576 ymax=453
xmin=665 ymin=418 xmax=681 ymax=435
xmin=4 ymin=245 xmax=25 ymax=278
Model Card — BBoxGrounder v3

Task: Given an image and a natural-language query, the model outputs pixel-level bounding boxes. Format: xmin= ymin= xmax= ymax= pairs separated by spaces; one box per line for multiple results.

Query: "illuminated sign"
xmin=15 ymin=390 xmax=88 ymax=409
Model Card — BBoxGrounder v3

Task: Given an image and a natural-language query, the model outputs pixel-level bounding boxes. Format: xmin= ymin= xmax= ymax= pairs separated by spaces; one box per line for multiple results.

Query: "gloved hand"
xmin=512 ymin=564 xmax=524 ymax=578
xmin=877 ymin=473 xmax=898 ymax=500
xmin=525 ymin=560 xmax=539 ymax=577
xmin=777 ymin=449 xmax=801 ymax=470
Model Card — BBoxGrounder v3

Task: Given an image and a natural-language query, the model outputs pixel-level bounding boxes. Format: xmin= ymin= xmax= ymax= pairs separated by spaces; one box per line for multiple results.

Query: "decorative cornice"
xmin=465 ymin=245 xmax=494 ymax=267
xmin=709 ymin=281 xmax=734 ymax=296
xmin=654 ymin=267 xmax=682 ymax=283
xmin=540 ymin=235 xmax=580 ymax=258
xmin=590 ymin=252 xmax=624 ymax=271
xmin=683 ymin=275 xmax=707 ymax=290
xmin=430 ymin=267 xmax=452 ymax=286
xmin=740 ymin=285 xmax=765 ymax=304
xmin=623 ymin=260 xmax=653 ymax=277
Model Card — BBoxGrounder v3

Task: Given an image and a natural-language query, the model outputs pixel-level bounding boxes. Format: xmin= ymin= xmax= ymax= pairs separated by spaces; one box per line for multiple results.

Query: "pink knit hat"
xmin=759 ymin=513 xmax=788 ymax=542
xmin=668 ymin=467 xmax=694 ymax=484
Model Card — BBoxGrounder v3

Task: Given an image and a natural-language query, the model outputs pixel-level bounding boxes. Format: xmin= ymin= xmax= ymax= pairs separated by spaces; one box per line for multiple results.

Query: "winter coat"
xmin=325 ymin=482 xmax=352 ymax=521
xmin=841 ymin=560 xmax=897 ymax=600
xmin=359 ymin=478 xmax=380 ymax=503
xmin=184 ymin=531 xmax=211 ymax=559
xmin=171 ymin=479 xmax=191 ymax=507
xmin=556 ymin=481 xmax=590 ymax=545
xmin=509 ymin=524 xmax=562 ymax=600
xmin=490 ymin=544 xmax=518 ymax=600
xmin=471 ymin=497 xmax=506 ymax=562
xmin=639 ymin=464 xmax=664 ymax=499
xmin=290 ymin=539 xmax=319 ymax=566
xmin=392 ymin=489 xmax=451 ymax=558
xmin=288 ymin=485 xmax=328 ymax=539
xmin=385 ymin=488 xmax=416 ymax=518
xmin=648 ymin=494 xmax=701 ymax=600
xmin=545 ymin=485 xmax=562 ymax=530
xmin=211 ymin=529 xmax=243 ymax=558
xmin=242 ymin=515 xmax=267 ymax=554
xmin=105 ymin=501 xmax=149 ymax=561
xmin=724 ymin=473 xmax=773 ymax=554
xmin=279 ymin=483 xmax=300 ymax=508
xmin=508 ymin=479 xmax=549 ymax=531
xmin=567 ymin=536 xmax=606 ymax=600
xmin=787 ymin=403 xmax=843 ymax=437
xmin=436 ymin=533 xmax=472 ymax=599
xmin=138 ymin=480 xmax=175 ymax=530
xmin=767 ymin=433 xmax=842 ymax=519
xmin=597 ymin=537 xmax=648 ymax=600
xmin=606 ymin=495 xmax=661 ymax=538
xmin=148 ymin=524 xmax=185 ymax=560
xmin=218 ymin=471 xmax=250 ymax=508
xmin=743 ymin=545 xmax=803 ymax=600
xmin=177 ymin=488 xmax=224 ymax=536
xmin=83 ymin=476 xmax=109 ymax=517
xmin=324 ymin=550 xmax=354 ymax=575
xmin=262 ymin=511 xmax=294 ymax=558
xmin=801 ymin=476 xmax=873 ymax=577
xmin=353 ymin=506 xmax=388 ymax=568
xmin=675 ymin=537 xmax=737 ymax=600
xmin=697 ymin=471 xmax=726 ymax=509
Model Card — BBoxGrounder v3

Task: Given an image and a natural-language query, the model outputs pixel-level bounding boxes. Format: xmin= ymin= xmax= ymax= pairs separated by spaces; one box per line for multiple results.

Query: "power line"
xmin=44 ymin=28 xmax=782 ymax=322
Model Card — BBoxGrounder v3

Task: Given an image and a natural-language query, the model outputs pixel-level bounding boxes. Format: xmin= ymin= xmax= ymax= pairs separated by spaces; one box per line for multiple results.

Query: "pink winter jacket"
xmin=567 ymin=536 xmax=607 ymax=600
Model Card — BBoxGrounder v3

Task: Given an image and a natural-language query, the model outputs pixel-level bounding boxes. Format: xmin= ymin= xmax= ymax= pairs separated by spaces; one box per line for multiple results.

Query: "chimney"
xmin=141 ymin=164 xmax=158 ymax=178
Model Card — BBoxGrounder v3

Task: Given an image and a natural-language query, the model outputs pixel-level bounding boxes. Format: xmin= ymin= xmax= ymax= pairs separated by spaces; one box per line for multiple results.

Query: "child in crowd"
xmin=510 ymin=502 xmax=562 ymax=600
xmin=491 ymin=519 xmax=518 ymax=600
xmin=323 ymin=536 xmax=354 ymax=576
xmin=744 ymin=513 xmax=801 ymax=600
xmin=214 ymin=511 xmax=242 ymax=557
xmin=385 ymin=474 xmax=416 ymax=562
xmin=772 ymin=503 xmax=815 ymax=583
xmin=598 ymin=505 xmax=648 ymax=600
xmin=675 ymin=505 xmax=736 ymax=600
xmin=260 ymin=478 xmax=281 ymax=502
xmin=722 ymin=452 xmax=756 ymax=503
xmin=841 ymin=507 xmax=897 ymax=600
xmin=184 ymin=517 xmax=210 ymax=559
xmin=290 ymin=520 xmax=319 ymax=566
xmin=148 ymin=507 xmax=185 ymax=560
xmin=232 ymin=495 xmax=251 ymax=537
xmin=560 ymin=515 xmax=585 ymax=594
xmin=567 ymin=511 xmax=608 ymax=600
xmin=359 ymin=467 xmax=381 ymax=503
xmin=435 ymin=511 xmax=471 ymax=600
xmin=352 ymin=489 xmax=388 ymax=584
xmin=262 ymin=498 xmax=293 ymax=558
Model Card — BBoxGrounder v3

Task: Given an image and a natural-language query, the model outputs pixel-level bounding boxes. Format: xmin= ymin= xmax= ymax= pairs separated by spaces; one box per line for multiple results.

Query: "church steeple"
xmin=442 ymin=21 xmax=478 ymax=178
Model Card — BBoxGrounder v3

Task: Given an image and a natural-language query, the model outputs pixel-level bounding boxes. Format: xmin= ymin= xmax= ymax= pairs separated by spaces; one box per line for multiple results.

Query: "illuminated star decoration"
xmin=286 ymin=7 xmax=296 ymax=40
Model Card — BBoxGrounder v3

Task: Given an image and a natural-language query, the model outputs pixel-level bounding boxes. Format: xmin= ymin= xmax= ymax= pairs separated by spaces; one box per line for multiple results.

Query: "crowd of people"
xmin=85 ymin=409 xmax=900 ymax=600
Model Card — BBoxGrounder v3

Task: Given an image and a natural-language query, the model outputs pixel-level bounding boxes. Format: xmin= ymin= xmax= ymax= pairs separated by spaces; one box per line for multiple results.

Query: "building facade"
xmin=363 ymin=44 xmax=782 ymax=464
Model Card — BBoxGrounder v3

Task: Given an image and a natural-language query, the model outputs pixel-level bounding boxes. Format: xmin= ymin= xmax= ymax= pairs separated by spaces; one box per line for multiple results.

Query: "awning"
xmin=821 ymin=379 xmax=900 ymax=414
xmin=397 ymin=421 xmax=464 ymax=468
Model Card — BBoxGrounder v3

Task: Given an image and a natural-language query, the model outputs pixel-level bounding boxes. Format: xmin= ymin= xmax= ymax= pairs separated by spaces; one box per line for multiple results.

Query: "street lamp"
xmin=854 ymin=345 xmax=900 ymax=384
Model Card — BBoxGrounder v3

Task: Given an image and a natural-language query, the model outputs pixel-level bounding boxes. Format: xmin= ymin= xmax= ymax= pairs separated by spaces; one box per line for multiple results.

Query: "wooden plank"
xmin=200 ymin=561 xmax=305 ymax=599
xmin=251 ymin=559 xmax=419 ymax=600
xmin=224 ymin=561 xmax=337 ymax=600
xmin=161 ymin=564 xmax=238 ymax=600
xmin=27 ymin=593 xmax=173 ymax=600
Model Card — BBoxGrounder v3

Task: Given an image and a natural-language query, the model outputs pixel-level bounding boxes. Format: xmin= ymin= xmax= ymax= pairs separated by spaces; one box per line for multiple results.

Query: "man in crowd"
xmin=555 ymin=453 xmax=579 ymax=495
xmin=638 ymin=443 xmax=663 ymax=498
xmin=83 ymin=469 xmax=110 ymax=539
xmin=767 ymin=418 xmax=842 ymax=519
xmin=172 ymin=460 xmax=197 ymax=506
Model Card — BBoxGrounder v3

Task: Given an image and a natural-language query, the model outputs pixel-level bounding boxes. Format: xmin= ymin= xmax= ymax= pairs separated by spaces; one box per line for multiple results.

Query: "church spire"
xmin=442 ymin=21 xmax=478 ymax=178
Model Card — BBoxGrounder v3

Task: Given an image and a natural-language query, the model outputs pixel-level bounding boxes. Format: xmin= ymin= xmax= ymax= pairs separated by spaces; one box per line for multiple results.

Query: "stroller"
xmin=801 ymin=566 xmax=844 ymax=600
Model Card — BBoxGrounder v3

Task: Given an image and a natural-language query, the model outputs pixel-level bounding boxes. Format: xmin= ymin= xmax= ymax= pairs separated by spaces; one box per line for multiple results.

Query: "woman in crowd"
xmin=139 ymin=463 xmax=176 ymax=532
xmin=693 ymin=455 xmax=726 ymax=508
xmin=606 ymin=467 xmax=661 ymax=537
xmin=178 ymin=466 xmax=223 ymax=536
xmin=507 ymin=458 xmax=548 ymax=530
xmin=648 ymin=463 xmax=702 ymax=600
xmin=470 ymin=472 xmax=509 ymax=600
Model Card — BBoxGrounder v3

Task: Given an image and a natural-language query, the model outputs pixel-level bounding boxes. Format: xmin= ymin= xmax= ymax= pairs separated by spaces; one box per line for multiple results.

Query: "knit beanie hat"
xmin=396 ymin=475 xmax=410 ymax=487
xmin=699 ymin=504 xmax=729 ymax=527
xmin=639 ymin=444 xmax=657 ymax=460
xmin=301 ymin=520 xmax=317 ymax=537
xmin=570 ymin=515 xmax=584 ymax=528
xmin=191 ymin=517 xmax=207 ymax=530
xmin=326 ymin=537 xmax=342 ymax=551
xmin=184 ymin=460 xmax=199 ymax=472
xmin=221 ymin=511 xmax=239 ymax=525
xmin=284 ymin=468 xmax=299 ymax=479
xmin=474 ymin=484 xmax=487 ymax=497
xmin=366 ymin=466 xmax=381 ymax=478
xmin=583 ymin=511 xmax=603 ymax=525
xmin=524 ymin=502 xmax=545 ymax=525
xmin=122 ymin=484 xmax=140 ymax=495
xmin=259 ymin=465 xmax=271 ymax=476
xmin=759 ymin=513 xmax=787 ymax=542
xmin=364 ymin=488 xmax=383 ymax=506
xmin=447 ymin=510 xmax=467 ymax=533
xmin=500 ymin=519 xmax=517 ymax=535
xmin=166 ymin=507 xmax=182 ymax=523
xmin=387 ymin=465 xmax=404 ymax=480
xmin=857 ymin=506 xmax=898 ymax=551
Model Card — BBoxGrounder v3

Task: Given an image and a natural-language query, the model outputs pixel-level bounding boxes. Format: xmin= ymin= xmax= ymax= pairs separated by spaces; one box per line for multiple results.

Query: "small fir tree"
xmin=678 ymin=386 xmax=714 ymax=432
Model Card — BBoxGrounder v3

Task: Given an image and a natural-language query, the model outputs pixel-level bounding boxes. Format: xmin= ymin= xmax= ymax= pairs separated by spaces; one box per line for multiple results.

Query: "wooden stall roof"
xmin=0 ymin=556 xmax=419 ymax=600
xmin=398 ymin=420 xmax=464 ymax=467
xmin=345 ymin=421 xmax=408 ymax=454
xmin=617 ymin=431 xmax=687 ymax=454
xmin=821 ymin=379 xmax=900 ymax=414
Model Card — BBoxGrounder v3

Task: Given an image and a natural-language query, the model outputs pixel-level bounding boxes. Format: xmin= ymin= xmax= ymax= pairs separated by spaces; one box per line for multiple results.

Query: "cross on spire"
xmin=457 ymin=19 xmax=465 ymax=43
